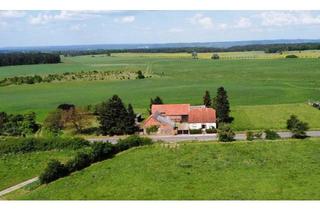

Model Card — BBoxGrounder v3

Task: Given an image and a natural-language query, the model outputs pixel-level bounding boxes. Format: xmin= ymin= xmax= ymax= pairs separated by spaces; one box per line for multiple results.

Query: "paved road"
xmin=87 ymin=131 xmax=320 ymax=143
xmin=0 ymin=177 xmax=39 ymax=197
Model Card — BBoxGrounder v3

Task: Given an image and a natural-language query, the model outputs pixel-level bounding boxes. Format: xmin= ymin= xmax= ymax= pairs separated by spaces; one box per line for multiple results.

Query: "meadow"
xmin=0 ymin=149 xmax=79 ymax=191
xmin=0 ymin=51 xmax=320 ymax=130
xmin=5 ymin=139 xmax=320 ymax=200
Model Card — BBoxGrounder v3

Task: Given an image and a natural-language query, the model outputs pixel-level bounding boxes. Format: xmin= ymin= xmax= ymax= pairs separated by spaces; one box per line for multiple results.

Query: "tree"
xmin=125 ymin=104 xmax=139 ymax=134
xmin=203 ymin=90 xmax=212 ymax=107
xmin=265 ymin=129 xmax=280 ymax=140
xmin=39 ymin=159 xmax=68 ymax=184
xmin=215 ymin=87 xmax=233 ymax=124
xmin=211 ymin=54 xmax=220 ymax=60
xmin=192 ymin=51 xmax=198 ymax=59
xmin=212 ymin=97 xmax=217 ymax=109
xmin=286 ymin=115 xmax=309 ymax=139
xmin=21 ymin=112 xmax=40 ymax=136
xmin=136 ymin=70 xmax=145 ymax=79
xmin=218 ymin=124 xmax=235 ymax=142
xmin=43 ymin=110 xmax=64 ymax=136
xmin=97 ymin=95 xmax=130 ymax=135
xmin=149 ymin=96 xmax=164 ymax=114
xmin=68 ymin=108 xmax=91 ymax=133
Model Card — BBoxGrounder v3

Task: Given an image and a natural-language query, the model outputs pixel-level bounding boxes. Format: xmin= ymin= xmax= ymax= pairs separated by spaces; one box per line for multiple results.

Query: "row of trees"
xmin=0 ymin=53 xmax=60 ymax=67
xmin=0 ymin=112 xmax=40 ymax=136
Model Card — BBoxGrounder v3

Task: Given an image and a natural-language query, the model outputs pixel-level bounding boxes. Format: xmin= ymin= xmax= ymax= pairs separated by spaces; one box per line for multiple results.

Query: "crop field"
xmin=4 ymin=139 xmax=320 ymax=200
xmin=0 ymin=51 xmax=320 ymax=130
xmin=0 ymin=150 xmax=79 ymax=191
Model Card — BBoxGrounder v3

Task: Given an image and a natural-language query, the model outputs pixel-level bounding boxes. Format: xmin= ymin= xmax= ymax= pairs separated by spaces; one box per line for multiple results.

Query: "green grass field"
xmin=5 ymin=139 xmax=320 ymax=200
xmin=0 ymin=52 xmax=319 ymax=130
xmin=0 ymin=150 xmax=79 ymax=191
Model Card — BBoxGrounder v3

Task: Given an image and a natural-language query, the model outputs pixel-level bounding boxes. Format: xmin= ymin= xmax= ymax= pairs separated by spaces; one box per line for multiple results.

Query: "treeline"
xmin=0 ymin=52 xmax=61 ymax=67
xmin=53 ymin=42 xmax=320 ymax=56
xmin=0 ymin=70 xmax=146 ymax=87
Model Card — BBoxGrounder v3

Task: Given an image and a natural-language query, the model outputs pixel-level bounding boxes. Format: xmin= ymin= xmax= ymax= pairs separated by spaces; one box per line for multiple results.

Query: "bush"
xmin=39 ymin=159 xmax=68 ymax=184
xmin=190 ymin=129 xmax=202 ymax=134
xmin=246 ymin=131 xmax=263 ymax=141
xmin=205 ymin=128 xmax=217 ymax=134
xmin=146 ymin=125 xmax=159 ymax=135
xmin=211 ymin=54 xmax=220 ymax=60
xmin=90 ymin=142 xmax=115 ymax=162
xmin=246 ymin=131 xmax=254 ymax=141
xmin=115 ymin=135 xmax=153 ymax=152
xmin=218 ymin=124 xmax=235 ymax=142
xmin=65 ymin=152 xmax=92 ymax=173
xmin=265 ymin=129 xmax=280 ymax=140
xmin=285 ymin=54 xmax=298 ymax=58
xmin=286 ymin=115 xmax=309 ymax=139
xmin=0 ymin=137 xmax=89 ymax=155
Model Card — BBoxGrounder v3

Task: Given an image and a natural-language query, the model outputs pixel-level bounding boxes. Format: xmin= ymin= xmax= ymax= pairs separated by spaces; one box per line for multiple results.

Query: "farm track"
xmin=0 ymin=177 xmax=39 ymax=198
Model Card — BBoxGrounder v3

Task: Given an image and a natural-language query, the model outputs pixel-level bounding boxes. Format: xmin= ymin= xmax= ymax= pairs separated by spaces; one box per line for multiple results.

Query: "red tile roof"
xmin=152 ymin=104 xmax=190 ymax=116
xmin=188 ymin=107 xmax=216 ymax=123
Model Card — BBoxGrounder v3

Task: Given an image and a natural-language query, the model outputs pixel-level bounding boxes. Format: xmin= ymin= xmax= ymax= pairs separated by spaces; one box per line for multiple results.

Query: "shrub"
xmin=115 ymin=135 xmax=153 ymax=152
xmin=286 ymin=115 xmax=309 ymax=139
xmin=205 ymin=128 xmax=217 ymax=134
xmin=211 ymin=54 xmax=220 ymax=60
xmin=285 ymin=54 xmax=298 ymax=58
xmin=265 ymin=129 xmax=280 ymax=140
xmin=218 ymin=124 xmax=235 ymax=142
xmin=190 ymin=129 xmax=202 ymax=134
xmin=65 ymin=152 xmax=92 ymax=173
xmin=246 ymin=131 xmax=263 ymax=141
xmin=146 ymin=125 xmax=159 ymax=135
xmin=39 ymin=159 xmax=68 ymax=184
xmin=90 ymin=142 xmax=115 ymax=162
xmin=246 ymin=131 xmax=254 ymax=141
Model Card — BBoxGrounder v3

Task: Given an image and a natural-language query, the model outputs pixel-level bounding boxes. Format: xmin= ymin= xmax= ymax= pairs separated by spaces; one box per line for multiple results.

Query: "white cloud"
xmin=168 ymin=27 xmax=183 ymax=33
xmin=114 ymin=15 xmax=135 ymax=23
xmin=28 ymin=11 xmax=104 ymax=25
xmin=190 ymin=14 xmax=213 ymax=29
xmin=234 ymin=17 xmax=252 ymax=28
xmin=0 ymin=11 xmax=25 ymax=18
xmin=70 ymin=23 xmax=87 ymax=31
xmin=217 ymin=23 xmax=228 ymax=30
xmin=260 ymin=11 xmax=320 ymax=27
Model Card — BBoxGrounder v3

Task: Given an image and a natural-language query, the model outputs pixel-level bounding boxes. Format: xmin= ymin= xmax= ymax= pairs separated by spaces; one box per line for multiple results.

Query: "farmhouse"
xmin=142 ymin=104 xmax=216 ymax=135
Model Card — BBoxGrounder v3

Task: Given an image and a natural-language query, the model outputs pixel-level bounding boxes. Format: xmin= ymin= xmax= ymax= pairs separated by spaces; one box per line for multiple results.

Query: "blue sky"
xmin=1 ymin=10 xmax=320 ymax=47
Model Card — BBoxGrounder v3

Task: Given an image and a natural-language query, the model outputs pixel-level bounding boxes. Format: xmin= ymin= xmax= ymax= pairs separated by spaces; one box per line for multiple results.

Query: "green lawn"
xmin=6 ymin=139 xmax=320 ymax=200
xmin=0 ymin=150 xmax=79 ymax=191
xmin=0 ymin=53 xmax=319 ymax=129
xmin=232 ymin=103 xmax=320 ymax=131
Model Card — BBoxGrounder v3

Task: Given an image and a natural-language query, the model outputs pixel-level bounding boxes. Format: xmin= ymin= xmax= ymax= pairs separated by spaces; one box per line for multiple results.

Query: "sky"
xmin=1 ymin=10 xmax=320 ymax=47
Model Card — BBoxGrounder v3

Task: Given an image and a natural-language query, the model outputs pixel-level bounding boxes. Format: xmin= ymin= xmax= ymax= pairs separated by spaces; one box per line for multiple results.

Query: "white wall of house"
xmin=189 ymin=123 xmax=216 ymax=130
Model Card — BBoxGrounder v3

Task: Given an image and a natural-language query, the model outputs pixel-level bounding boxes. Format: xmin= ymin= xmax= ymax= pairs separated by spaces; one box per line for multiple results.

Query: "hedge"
xmin=190 ymin=129 xmax=202 ymax=134
xmin=0 ymin=137 xmax=89 ymax=155
xmin=40 ymin=135 xmax=153 ymax=184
